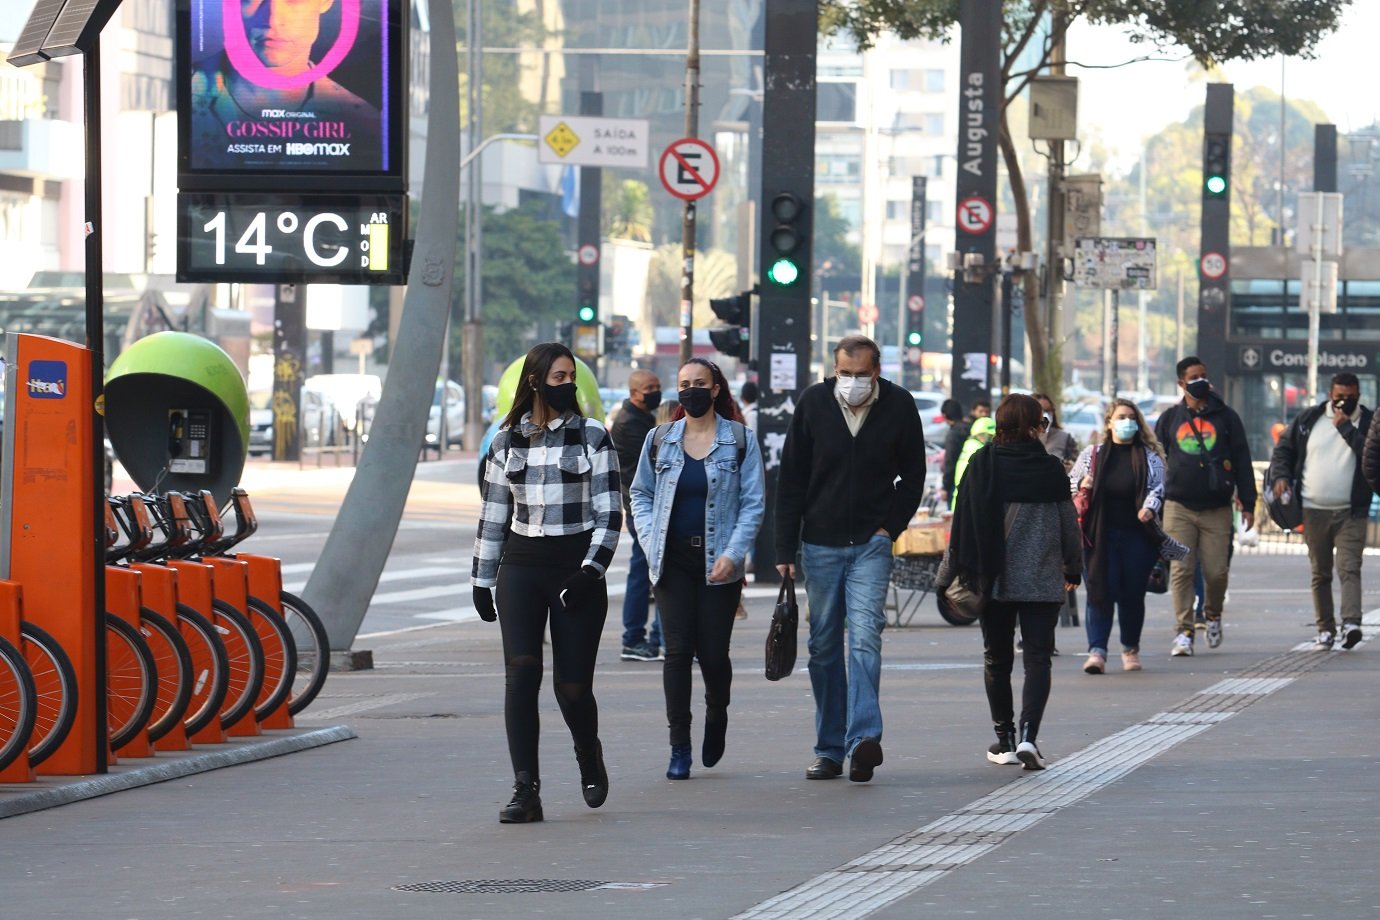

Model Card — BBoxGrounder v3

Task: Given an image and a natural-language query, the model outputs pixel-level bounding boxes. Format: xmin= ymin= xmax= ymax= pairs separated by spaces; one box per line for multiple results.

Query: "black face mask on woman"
xmin=679 ymin=386 xmax=714 ymax=418
xmin=544 ymin=381 xmax=578 ymax=412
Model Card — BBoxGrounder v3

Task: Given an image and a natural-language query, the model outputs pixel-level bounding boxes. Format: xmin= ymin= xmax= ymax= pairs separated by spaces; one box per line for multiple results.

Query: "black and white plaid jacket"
xmin=471 ymin=411 xmax=622 ymax=588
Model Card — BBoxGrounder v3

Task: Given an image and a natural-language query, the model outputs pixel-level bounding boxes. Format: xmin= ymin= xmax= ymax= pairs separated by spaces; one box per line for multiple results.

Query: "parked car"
xmin=1060 ymin=401 xmax=1106 ymax=449
xmin=247 ymin=386 xmax=337 ymax=455
xmin=426 ymin=380 xmax=465 ymax=448
xmin=910 ymin=389 xmax=954 ymax=448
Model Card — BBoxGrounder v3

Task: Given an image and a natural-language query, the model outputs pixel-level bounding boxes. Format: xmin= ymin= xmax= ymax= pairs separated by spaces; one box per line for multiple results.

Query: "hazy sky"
xmin=1069 ymin=3 xmax=1376 ymax=173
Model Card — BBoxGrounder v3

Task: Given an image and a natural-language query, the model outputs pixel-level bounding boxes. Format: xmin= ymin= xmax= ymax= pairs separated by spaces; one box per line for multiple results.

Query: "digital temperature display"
xmin=177 ymin=193 xmax=407 ymax=284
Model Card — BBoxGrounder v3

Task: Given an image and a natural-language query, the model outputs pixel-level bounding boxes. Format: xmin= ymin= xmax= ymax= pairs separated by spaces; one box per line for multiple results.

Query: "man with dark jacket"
xmin=609 ymin=369 xmax=663 ymax=661
xmin=1154 ymin=356 xmax=1258 ymax=657
xmin=941 ymin=398 xmax=988 ymax=506
xmin=1268 ymin=373 xmax=1371 ymax=651
xmin=775 ymin=335 xmax=926 ymax=784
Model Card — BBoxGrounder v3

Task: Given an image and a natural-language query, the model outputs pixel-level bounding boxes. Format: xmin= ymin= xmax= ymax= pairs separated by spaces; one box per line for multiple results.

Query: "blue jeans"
xmin=621 ymin=516 xmax=662 ymax=649
xmin=1085 ymin=527 xmax=1158 ymax=654
xmin=801 ymin=536 xmax=893 ymax=763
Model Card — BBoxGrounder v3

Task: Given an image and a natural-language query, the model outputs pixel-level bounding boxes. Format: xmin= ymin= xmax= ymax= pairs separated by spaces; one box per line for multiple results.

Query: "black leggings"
xmin=653 ymin=541 xmax=742 ymax=746
xmin=496 ymin=562 xmax=607 ymax=779
xmin=978 ymin=600 xmax=1062 ymax=740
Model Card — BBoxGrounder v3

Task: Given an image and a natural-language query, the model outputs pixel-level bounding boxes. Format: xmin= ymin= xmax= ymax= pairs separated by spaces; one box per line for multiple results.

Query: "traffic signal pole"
xmin=576 ymin=71 xmax=603 ymax=379
xmin=1196 ymin=84 xmax=1234 ymax=380
xmin=752 ymin=0 xmax=817 ymax=582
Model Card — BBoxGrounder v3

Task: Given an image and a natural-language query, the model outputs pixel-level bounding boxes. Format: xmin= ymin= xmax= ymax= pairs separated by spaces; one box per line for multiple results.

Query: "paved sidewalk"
xmin=0 ymin=554 xmax=1376 ymax=918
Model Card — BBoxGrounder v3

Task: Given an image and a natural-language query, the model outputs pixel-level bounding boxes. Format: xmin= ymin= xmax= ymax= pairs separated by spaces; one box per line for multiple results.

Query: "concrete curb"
xmin=0 ymin=725 xmax=357 ymax=820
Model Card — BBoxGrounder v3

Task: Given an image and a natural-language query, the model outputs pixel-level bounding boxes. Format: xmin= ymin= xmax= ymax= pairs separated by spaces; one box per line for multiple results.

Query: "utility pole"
xmin=1044 ymin=12 xmax=1067 ymax=388
xmin=461 ymin=0 xmax=486 ymax=450
xmin=678 ymin=0 xmax=701 ymax=367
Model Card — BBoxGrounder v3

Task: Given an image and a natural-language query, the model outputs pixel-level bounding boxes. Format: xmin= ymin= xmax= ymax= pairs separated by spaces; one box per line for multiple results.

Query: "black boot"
xmin=987 ymin=721 xmax=1018 ymax=765
xmin=667 ymin=743 xmax=692 ymax=780
xmin=575 ymin=740 xmax=608 ymax=809
xmin=499 ymin=772 xmax=544 ymax=823
xmin=1016 ymin=722 xmax=1045 ymax=771
xmin=702 ymin=710 xmax=727 ymax=768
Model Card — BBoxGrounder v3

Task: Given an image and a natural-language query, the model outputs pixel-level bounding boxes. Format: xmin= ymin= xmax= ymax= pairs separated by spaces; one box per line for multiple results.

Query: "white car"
xmin=426 ymin=380 xmax=465 ymax=448
xmin=1060 ymin=401 xmax=1106 ymax=449
xmin=910 ymin=389 xmax=953 ymax=448
xmin=248 ymin=387 xmax=337 ymax=454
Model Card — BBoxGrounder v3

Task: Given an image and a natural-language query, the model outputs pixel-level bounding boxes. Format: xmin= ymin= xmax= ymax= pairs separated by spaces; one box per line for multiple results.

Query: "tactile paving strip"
xmin=732 ymin=626 xmax=1363 ymax=920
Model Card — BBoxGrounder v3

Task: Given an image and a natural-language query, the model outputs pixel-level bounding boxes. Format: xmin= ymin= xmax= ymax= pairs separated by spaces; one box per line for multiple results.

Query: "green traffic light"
xmin=906 ymin=331 xmax=922 ymax=346
xmin=766 ymin=258 xmax=800 ymax=286
xmin=1205 ymin=175 xmax=1227 ymax=196
xmin=577 ymin=305 xmax=596 ymax=323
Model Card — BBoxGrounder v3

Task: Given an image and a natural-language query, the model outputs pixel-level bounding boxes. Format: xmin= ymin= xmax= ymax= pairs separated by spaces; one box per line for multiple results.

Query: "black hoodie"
xmin=1153 ymin=393 xmax=1257 ymax=511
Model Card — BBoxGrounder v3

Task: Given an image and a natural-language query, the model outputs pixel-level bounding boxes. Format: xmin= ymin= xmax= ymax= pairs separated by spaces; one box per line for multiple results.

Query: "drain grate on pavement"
xmin=395 ymin=879 xmax=608 ymax=894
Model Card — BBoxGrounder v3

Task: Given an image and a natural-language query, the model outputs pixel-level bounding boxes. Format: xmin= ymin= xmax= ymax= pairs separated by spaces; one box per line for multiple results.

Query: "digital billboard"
xmin=179 ymin=0 xmax=405 ymax=181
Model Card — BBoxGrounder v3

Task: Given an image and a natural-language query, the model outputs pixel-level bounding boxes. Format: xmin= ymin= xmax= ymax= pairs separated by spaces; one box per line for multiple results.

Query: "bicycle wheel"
xmin=280 ymin=591 xmax=329 ymax=715
xmin=175 ymin=603 xmax=230 ymax=737
xmin=245 ymin=595 xmax=297 ymax=719
xmin=137 ymin=608 xmax=194 ymax=743
xmin=107 ymin=614 xmax=158 ymax=751
xmin=19 ymin=621 xmax=78 ymax=769
xmin=211 ymin=600 xmax=265 ymax=728
xmin=0 ymin=635 xmax=37 ymax=772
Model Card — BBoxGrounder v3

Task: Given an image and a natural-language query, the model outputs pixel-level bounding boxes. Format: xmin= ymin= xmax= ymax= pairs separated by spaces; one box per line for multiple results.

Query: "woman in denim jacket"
xmin=631 ymin=358 xmax=766 ymax=781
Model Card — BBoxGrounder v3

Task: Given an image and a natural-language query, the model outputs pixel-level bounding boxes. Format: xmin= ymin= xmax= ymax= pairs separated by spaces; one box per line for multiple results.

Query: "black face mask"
xmin=642 ymin=390 xmax=663 ymax=413
xmin=1184 ymin=378 xmax=1211 ymax=401
xmin=544 ymin=381 xmax=578 ymax=413
xmin=679 ymin=386 xmax=714 ymax=418
xmin=1335 ymin=396 xmax=1359 ymax=416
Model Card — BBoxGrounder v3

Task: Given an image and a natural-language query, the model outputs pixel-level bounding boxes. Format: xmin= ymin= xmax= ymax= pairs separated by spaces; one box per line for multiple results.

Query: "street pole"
xmin=462 ymin=0 xmax=486 ymax=450
xmin=1044 ymin=13 xmax=1068 ymax=385
xmin=1108 ymin=289 xmax=1120 ymax=399
xmin=1000 ymin=267 xmax=1012 ymax=396
xmin=1307 ymin=192 xmax=1324 ymax=403
xmin=678 ymin=0 xmax=701 ymax=367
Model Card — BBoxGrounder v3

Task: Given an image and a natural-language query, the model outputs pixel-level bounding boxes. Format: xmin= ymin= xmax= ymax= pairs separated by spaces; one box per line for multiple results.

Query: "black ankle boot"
xmin=987 ymin=721 xmax=1018 ymax=765
xmin=702 ymin=711 xmax=727 ymax=768
xmin=499 ymin=772 xmax=544 ymax=823
xmin=575 ymin=740 xmax=608 ymax=808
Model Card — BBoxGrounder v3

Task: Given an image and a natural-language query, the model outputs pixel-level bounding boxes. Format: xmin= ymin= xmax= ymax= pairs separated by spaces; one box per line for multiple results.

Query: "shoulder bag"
xmin=764 ymin=575 xmax=799 ymax=681
xmin=942 ymin=503 xmax=1019 ymax=620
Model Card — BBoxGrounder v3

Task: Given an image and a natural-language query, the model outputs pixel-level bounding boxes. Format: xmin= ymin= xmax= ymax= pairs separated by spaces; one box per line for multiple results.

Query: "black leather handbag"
xmin=764 ymin=575 xmax=799 ymax=681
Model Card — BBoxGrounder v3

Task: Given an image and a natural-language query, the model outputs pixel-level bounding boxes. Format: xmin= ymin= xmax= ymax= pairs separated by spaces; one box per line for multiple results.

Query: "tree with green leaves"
xmin=603 ymin=179 xmax=655 ymax=243
xmin=451 ymin=202 xmax=575 ymax=371
xmin=814 ymin=193 xmax=862 ymax=283
xmin=822 ymin=0 xmax=1352 ymax=397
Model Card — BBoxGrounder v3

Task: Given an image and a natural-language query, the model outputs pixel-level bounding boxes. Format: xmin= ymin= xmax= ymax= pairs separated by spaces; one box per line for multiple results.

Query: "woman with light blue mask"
xmin=1068 ymin=399 xmax=1186 ymax=674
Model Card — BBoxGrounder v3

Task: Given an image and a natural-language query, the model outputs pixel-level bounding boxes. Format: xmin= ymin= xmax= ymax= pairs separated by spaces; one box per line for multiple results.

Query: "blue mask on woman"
xmin=1112 ymin=419 xmax=1139 ymax=441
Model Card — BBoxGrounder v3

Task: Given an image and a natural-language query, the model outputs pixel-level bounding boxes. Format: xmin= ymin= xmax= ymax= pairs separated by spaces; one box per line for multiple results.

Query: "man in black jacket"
xmin=941 ymin=398 xmax=988 ymax=507
xmin=775 ymin=335 xmax=926 ymax=783
xmin=1268 ymin=373 xmax=1371 ymax=651
xmin=1154 ymin=356 xmax=1258 ymax=657
xmin=609 ymin=369 xmax=663 ymax=661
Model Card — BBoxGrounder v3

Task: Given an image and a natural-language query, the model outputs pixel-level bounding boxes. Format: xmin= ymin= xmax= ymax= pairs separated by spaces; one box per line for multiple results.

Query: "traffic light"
xmin=1203 ymin=132 xmax=1230 ymax=199
xmin=577 ymin=304 xmax=596 ymax=323
xmin=765 ymin=192 xmax=806 ymax=286
xmin=708 ymin=288 xmax=753 ymax=361
xmin=906 ymin=330 xmax=922 ymax=347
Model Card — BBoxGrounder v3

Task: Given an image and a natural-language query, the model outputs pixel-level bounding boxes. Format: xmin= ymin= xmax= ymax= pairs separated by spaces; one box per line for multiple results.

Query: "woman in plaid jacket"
xmin=471 ymin=343 xmax=622 ymax=824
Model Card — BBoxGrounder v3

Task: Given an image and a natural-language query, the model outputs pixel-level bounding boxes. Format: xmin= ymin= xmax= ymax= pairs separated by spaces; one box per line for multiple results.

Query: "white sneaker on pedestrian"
xmin=1205 ymin=618 xmax=1223 ymax=649
xmin=1016 ymin=740 xmax=1046 ymax=771
xmin=1342 ymin=625 xmax=1363 ymax=650
xmin=1313 ymin=631 xmax=1335 ymax=651
xmin=1170 ymin=634 xmax=1194 ymax=657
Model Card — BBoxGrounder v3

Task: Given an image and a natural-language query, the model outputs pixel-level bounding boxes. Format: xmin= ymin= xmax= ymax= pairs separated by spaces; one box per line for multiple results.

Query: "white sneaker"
xmin=1170 ymin=634 xmax=1194 ymax=657
xmin=1313 ymin=631 xmax=1335 ymax=651
xmin=1205 ymin=618 xmax=1223 ymax=649
xmin=1016 ymin=740 xmax=1046 ymax=771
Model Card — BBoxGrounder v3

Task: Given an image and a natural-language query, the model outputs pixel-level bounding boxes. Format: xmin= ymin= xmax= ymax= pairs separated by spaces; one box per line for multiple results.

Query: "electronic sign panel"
xmin=178 ymin=0 xmax=405 ymax=183
xmin=177 ymin=192 xmax=406 ymax=284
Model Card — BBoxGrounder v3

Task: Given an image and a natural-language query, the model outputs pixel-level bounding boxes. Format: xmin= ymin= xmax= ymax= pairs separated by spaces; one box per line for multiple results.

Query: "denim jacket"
xmin=629 ymin=415 xmax=766 ymax=585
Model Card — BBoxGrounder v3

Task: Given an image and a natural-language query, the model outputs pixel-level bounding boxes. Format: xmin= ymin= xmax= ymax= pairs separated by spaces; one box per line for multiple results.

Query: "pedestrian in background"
xmin=1070 ymin=399 xmax=1185 ymax=674
xmin=471 ymin=342 xmax=622 ymax=824
xmin=1269 ymin=372 xmax=1371 ymax=651
xmin=610 ymin=369 xmax=665 ymax=662
xmin=776 ymin=335 xmax=927 ymax=783
xmin=937 ymin=393 xmax=1081 ymax=770
xmin=1154 ymin=356 xmax=1257 ymax=657
xmin=1034 ymin=392 xmax=1078 ymax=471
xmin=943 ymin=398 xmax=990 ymax=509
xmin=740 ymin=380 xmax=759 ymax=434
xmin=631 ymin=359 xmax=765 ymax=780
xmin=952 ymin=416 xmax=996 ymax=508
xmin=935 ymin=398 xmax=963 ymax=504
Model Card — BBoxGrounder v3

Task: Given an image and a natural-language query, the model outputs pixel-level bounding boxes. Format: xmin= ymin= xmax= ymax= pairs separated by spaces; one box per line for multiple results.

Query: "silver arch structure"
xmin=302 ymin=0 xmax=460 ymax=653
